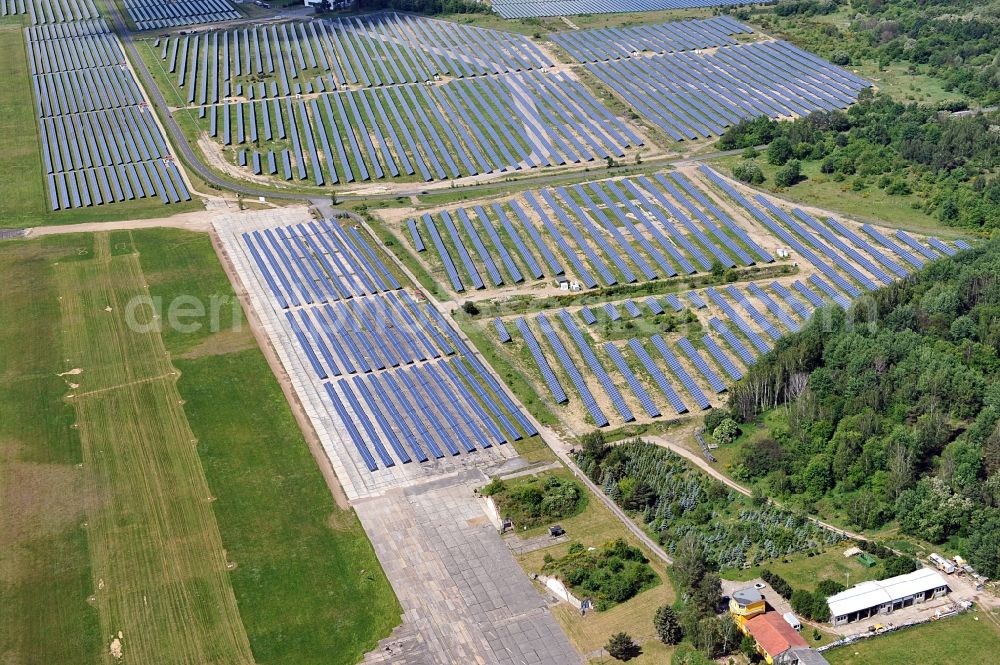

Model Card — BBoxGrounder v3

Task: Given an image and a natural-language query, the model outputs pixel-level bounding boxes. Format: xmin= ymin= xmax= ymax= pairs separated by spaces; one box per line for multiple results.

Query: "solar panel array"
xmin=154 ymin=13 xmax=638 ymax=183
xmin=588 ymin=40 xmax=871 ymax=141
xmin=412 ymin=173 xmax=779 ymax=293
xmin=160 ymin=13 xmax=551 ymax=93
xmin=492 ymin=0 xmax=737 ymax=19
xmin=27 ymin=20 xmax=190 ymax=210
xmin=550 ymin=16 xmax=751 ymax=63
xmin=1 ymin=0 xmax=98 ymax=23
xmin=123 ymin=0 xmax=239 ymax=31
xmin=486 ymin=167 xmax=969 ymax=429
xmin=242 ymin=220 xmax=536 ymax=474
xmin=199 ymin=70 xmax=633 ymax=183
xmin=697 ymin=165 xmax=964 ymax=309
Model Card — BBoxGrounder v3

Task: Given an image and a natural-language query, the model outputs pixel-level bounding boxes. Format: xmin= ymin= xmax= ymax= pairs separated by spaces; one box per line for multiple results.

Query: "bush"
xmin=543 ymin=539 xmax=658 ymax=610
xmin=461 ymin=301 xmax=480 ymax=316
xmin=704 ymin=409 xmax=731 ymax=433
xmin=712 ymin=418 xmax=741 ymax=445
xmin=484 ymin=474 xmax=585 ymax=529
xmin=733 ymin=160 xmax=765 ymax=185
xmin=774 ymin=160 xmax=802 ymax=188
xmin=606 ymin=632 xmax=640 ymax=661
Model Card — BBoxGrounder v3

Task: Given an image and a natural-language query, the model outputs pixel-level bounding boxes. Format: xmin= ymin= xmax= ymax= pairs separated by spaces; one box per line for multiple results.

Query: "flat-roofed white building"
xmin=827 ymin=568 xmax=950 ymax=625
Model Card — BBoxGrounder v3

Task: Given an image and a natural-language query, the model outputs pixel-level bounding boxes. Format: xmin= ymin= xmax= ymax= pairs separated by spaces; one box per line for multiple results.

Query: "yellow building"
xmin=729 ymin=587 xmax=766 ymax=627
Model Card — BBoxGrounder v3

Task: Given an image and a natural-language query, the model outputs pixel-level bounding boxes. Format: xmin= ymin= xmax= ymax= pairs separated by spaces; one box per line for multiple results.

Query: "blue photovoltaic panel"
xmin=678 ymin=336 xmax=726 ymax=393
xmin=457 ymin=207 xmax=503 ymax=287
xmin=725 ymin=285 xmax=782 ymax=341
xmin=769 ymin=281 xmax=812 ymax=320
xmin=709 ymin=317 xmax=756 ymax=366
xmin=747 ymin=283 xmax=800 ymax=333
xmin=792 ymin=209 xmax=892 ymax=285
xmin=862 ymin=223 xmax=924 ymax=269
xmin=605 ymin=343 xmax=660 ymax=418
xmin=645 ymin=297 xmax=664 ymax=315
xmin=603 ymin=302 xmax=621 ymax=321
xmin=493 ymin=317 xmax=511 ymax=343
xmin=895 ymin=230 xmax=938 ymax=260
xmin=424 ymin=213 xmax=464 ymax=292
xmin=652 ymin=334 xmax=709 ymax=409
xmin=580 ymin=306 xmax=597 ymax=325
xmin=701 ymin=334 xmax=743 ymax=381
xmin=440 ymin=210 xmax=485 ymax=289
xmin=665 ymin=294 xmax=683 ymax=312
xmin=407 ymin=217 xmax=425 ymax=251
xmin=954 ymin=239 xmax=972 ymax=251
xmin=808 ymin=274 xmax=850 ymax=309
xmin=627 ymin=338 xmax=687 ymax=414
xmin=792 ymin=280 xmax=825 ymax=309
xmin=623 ymin=300 xmax=642 ymax=318
xmin=705 ymin=287 xmax=772 ymax=354
xmin=515 ymin=317 xmax=568 ymax=404
xmin=558 ymin=310 xmax=633 ymax=423
xmin=687 ymin=291 xmax=706 ymax=309
xmin=927 ymin=237 xmax=956 ymax=257
xmin=538 ymin=313 xmax=608 ymax=426
xmin=821 ymin=216 xmax=908 ymax=278
xmin=323 ymin=382 xmax=382 ymax=471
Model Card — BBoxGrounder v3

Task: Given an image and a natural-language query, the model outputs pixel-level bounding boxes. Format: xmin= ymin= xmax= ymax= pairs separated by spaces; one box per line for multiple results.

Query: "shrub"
xmin=760 ymin=569 xmax=793 ymax=599
xmin=484 ymin=474 xmax=585 ymax=529
xmin=543 ymin=538 xmax=658 ymax=610
xmin=461 ymin=301 xmax=480 ymax=316
xmin=733 ymin=160 xmax=765 ymax=185
xmin=712 ymin=418 xmax=741 ymax=445
xmin=774 ymin=160 xmax=802 ymax=188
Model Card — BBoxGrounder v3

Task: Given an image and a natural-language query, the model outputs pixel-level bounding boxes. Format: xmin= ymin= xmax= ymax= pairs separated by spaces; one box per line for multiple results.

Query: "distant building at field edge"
xmin=827 ymin=567 xmax=950 ymax=626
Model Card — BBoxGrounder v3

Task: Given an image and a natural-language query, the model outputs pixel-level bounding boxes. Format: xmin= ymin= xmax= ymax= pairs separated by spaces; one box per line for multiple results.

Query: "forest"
xmin=719 ymin=94 xmax=1000 ymax=231
xmin=724 ymin=237 xmax=1000 ymax=578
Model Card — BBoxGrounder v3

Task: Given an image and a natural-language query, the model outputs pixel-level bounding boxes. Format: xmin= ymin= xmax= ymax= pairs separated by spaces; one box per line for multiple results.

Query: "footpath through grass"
xmin=0 ymin=229 xmax=400 ymax=665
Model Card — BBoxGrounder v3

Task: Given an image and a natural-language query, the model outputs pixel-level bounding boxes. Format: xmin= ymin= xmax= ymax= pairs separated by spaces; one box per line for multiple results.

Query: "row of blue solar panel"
xmin=698 ymin=166 xmax=963 ymax=312
xmin=244 ymin=220 xmax=539 ymax=474
xmin=242 ymin=219 xmax=399 ymax=310
xmin=512 ymin=311 xmax=772 ymax=424
xmin=326 ymin=354 xmax=524 ymax=471
xmin=589 ymin=40 xmax=871 ymax=141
